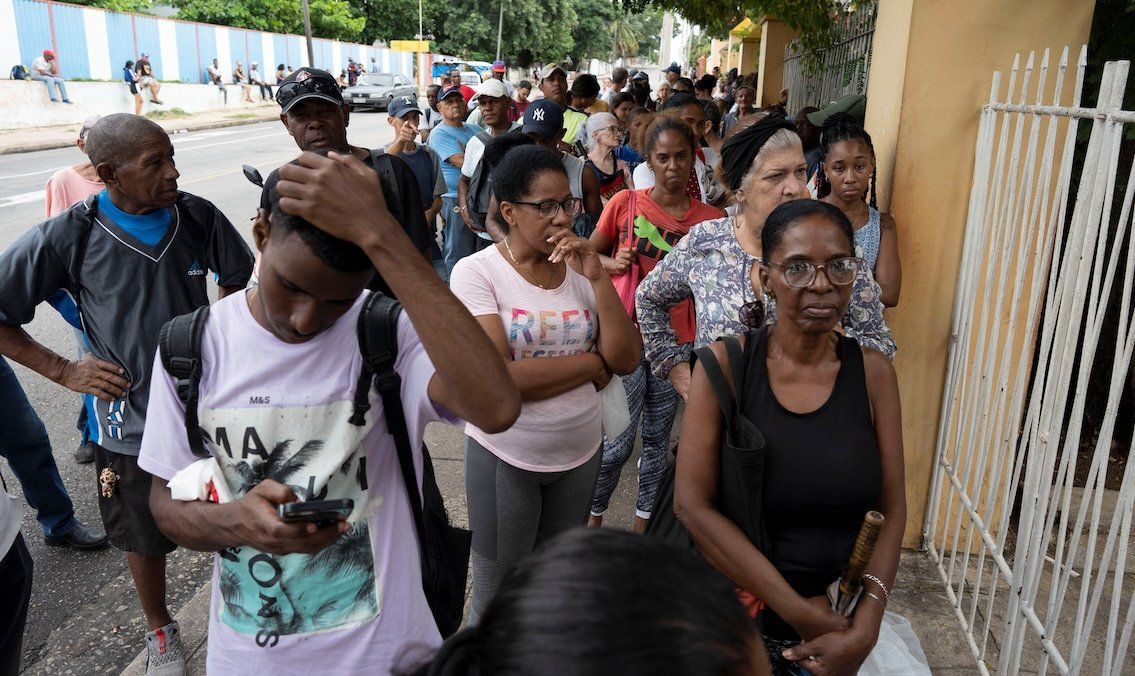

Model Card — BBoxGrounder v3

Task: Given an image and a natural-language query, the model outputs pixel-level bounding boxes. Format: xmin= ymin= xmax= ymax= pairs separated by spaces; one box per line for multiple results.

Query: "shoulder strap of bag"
xmin=723 ymin=335 xmax=746 ymax=404
xmin=692 ymin=343 xmax=738 ymax=427
xmin=158 ymin=305 xmax=211 ymax=458
xmin=623 ymin=190 xmax=638 ymax=249
xmin=351 ymin=292 xmax=430 ymax=557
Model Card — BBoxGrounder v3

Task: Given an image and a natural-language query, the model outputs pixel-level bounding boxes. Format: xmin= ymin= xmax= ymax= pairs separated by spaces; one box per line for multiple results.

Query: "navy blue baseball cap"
xmin=439 ymin=84 xmax=465 ymax=101
xmin=388 ymin=96 xmax=422 ymax=118
xmin=522 ymin=99 xmax=564 ymax=139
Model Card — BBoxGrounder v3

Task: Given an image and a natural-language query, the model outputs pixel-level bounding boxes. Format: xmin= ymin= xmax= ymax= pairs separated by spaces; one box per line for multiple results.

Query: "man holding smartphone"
xmin=140 ymin=150 xmax=519 ymax=674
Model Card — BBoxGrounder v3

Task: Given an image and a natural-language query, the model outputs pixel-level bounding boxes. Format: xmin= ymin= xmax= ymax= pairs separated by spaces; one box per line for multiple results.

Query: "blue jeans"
xmin=0 ymin=358 xmax=77 ymax=537
xmin=442 ymin=196 xmax=484 ymax=278
xmin=32 ymin=74 xmax=69 ymax=101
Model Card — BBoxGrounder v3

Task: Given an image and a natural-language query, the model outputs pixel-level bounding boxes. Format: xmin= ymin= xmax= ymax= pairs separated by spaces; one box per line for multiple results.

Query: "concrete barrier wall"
xmin=0 ymin=80 xmax=274 ymax=130
xmin=0 ymin=0 xmax=415 ymax=84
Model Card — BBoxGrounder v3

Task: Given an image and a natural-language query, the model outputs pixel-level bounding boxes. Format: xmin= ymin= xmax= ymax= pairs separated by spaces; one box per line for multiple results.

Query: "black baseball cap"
xmin=388 ymin=96 xmax=422 ymax=118
xmin=523 ymin=99 xmax=564 ymax=139
xmin=275 ymin=67 xmax=343 ymax=114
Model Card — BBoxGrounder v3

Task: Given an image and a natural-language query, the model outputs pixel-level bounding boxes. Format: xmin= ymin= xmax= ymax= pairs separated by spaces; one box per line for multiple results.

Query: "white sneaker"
xmin=145 ymin=621 xmax=186 ymax=676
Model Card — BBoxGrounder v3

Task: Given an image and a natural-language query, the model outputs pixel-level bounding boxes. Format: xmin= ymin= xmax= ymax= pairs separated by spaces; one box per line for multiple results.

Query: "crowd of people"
xmin=0 ymin=59 xmax=915 ymax=676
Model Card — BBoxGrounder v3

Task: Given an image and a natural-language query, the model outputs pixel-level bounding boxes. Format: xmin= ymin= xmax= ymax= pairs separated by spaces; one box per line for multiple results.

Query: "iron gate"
xmin=781 ymin=0 xmax=876 ymax=110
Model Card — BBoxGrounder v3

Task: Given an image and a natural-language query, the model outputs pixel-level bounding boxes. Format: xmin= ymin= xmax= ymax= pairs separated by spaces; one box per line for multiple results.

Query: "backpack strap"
xmin=158 ymin=306 xmax=211 ymax=458
xmin=351 ymin=292 xmax=429 ymax=543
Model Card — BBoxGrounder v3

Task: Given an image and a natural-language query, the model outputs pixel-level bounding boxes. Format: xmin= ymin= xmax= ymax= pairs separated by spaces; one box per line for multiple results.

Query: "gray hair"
xmin=85 ymin=113 xmax=167 ymax=167
xmin=739 ymin=127 xmax=802 ymax=190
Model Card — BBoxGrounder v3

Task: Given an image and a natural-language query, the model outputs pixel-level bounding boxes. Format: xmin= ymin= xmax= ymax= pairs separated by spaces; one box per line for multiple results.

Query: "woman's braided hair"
xmin=816 ymin=112 xmax=877 ymax=208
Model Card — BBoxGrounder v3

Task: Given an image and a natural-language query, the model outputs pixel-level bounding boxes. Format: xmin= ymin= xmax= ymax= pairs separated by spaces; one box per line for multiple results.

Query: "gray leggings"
xmin=465 ymin=436 xmax=602 ymax=624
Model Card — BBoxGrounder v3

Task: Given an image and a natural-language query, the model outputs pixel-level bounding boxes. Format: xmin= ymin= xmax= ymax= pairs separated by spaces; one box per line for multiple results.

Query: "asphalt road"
xmin=0 ymin=113 xmax=644 ymax=673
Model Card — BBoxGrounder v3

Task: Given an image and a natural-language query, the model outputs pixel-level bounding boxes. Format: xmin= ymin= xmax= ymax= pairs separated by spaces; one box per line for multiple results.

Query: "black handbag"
xmin=645 ymin=335 xmax=770 ymax=554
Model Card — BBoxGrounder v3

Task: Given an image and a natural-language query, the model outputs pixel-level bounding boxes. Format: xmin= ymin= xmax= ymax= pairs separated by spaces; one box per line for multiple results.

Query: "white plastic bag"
xmin=859 ymin=611 xmax=932 ymax=676
xmin=167 ymin=457 xmax=233 ymax=504
xmin=601 ymin=374 xmax=631 ymax=438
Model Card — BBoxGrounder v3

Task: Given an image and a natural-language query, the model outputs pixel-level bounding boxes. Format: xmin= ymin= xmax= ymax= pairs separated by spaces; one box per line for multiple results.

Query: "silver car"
xmin=344 ymin=72 xmax=417 ymax=111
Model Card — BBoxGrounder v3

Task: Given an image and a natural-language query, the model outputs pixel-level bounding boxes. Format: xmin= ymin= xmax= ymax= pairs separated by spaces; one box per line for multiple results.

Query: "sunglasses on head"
xmin=276 ymin=77 xmax=342 ymax=108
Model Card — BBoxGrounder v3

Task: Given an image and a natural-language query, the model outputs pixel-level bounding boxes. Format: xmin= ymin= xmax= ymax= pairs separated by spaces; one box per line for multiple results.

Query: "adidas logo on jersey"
xmin=187 ymin=261 xmax=205 ymax=276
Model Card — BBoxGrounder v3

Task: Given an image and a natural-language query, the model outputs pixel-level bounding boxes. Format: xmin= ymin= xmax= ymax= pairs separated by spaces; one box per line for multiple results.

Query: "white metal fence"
xmin=925 ymin=46 xmax=1135 ymax=674
xmin=781 ymin=0 xmax=876 ymax=111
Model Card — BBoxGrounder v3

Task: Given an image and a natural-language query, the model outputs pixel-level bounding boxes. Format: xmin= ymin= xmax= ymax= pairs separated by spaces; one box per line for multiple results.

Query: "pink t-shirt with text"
xmin=450 ymin=245 xmax=602 ymax=472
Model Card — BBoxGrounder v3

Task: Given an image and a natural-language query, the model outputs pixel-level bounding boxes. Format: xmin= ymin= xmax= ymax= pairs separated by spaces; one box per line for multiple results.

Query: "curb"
xmin=0 ymin=111 xmax=280 ymax=156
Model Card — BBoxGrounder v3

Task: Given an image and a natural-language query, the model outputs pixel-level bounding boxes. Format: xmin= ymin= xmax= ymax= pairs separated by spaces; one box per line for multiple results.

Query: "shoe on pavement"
xmin=152 ymin=99 xmax=164 ymax=105
xmin=44 ymin=521 xmax=109 ymax=550
xmin=62 ymin=99 xmax=73 ymax=104
xmin=74 ymin=441 xmax=95 ymax=464
xmin=146 ymin=622 xmax=186 ymax=676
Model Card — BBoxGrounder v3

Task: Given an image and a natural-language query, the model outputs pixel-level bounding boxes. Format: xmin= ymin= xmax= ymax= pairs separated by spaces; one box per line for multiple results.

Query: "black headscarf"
xmin=720 ymin=112 xmax=797 ymax=191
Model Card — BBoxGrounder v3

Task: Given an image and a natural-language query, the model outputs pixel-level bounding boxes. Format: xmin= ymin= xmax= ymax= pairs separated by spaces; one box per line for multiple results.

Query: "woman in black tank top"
xmin=674 ymin=200 xmax=906 ymax=676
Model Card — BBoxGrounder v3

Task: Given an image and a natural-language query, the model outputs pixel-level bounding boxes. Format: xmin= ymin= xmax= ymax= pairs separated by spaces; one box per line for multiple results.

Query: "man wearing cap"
xmin=30 ymin=50 xmax=71 ymax=104
xmin=538 ymin=64 xmax=588 ymax=149
xmin=664 ymin=63 xmax=681 ymax=84
xmin=384 ymin=96 xmax=447 ymax=277
xmin=807 ymin=94 xmax=868 ymax=127
xmin=428 ymin=82 xmax=482 ymax=276
xmin=265 ymin=68 xmax=434 ymax=275
xmin=457 ymin=79 xmax=521 ymax=243
xmin=522 ymin=99 xmax=602 ymax=230
xmin=489 ymin=60 xmax=515 ymax=98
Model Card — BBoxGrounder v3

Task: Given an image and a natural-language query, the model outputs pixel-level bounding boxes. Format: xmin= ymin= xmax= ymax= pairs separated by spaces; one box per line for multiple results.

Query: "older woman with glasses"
xmin=585 ymin=113 xmax=634 ymax=203
xmin=450 ymin=144 xmax=640 ymax=625
xmin=635 ymin=114 xmax=895 ymax=400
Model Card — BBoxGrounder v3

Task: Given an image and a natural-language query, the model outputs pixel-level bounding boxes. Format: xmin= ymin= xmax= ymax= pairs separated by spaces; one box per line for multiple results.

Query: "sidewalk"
xmin=0 ymin=104 xmax=281 ymax=155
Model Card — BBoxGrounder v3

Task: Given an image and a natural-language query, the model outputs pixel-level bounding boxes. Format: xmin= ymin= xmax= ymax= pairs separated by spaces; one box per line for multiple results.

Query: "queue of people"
xmin=0 ymin=60 xmax=917 ymax=676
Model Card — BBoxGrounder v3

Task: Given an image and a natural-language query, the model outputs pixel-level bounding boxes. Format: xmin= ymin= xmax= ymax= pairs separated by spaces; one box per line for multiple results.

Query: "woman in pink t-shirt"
xmin=450 ymin=144 xmax=640 ymax=624
xmin=45 ymin=116 xmax=104 ymax=218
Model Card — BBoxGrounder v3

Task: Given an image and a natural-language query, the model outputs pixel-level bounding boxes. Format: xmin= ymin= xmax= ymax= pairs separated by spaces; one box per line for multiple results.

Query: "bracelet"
xmin=862 ymin=574 xmax=891 ymax=604
xmin=862 ymin=590 xmax=887 ymax=609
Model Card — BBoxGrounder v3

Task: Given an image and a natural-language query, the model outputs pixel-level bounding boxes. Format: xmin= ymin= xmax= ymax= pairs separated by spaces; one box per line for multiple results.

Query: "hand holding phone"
xmin=277 ymin=498 xmax=354 ymax=527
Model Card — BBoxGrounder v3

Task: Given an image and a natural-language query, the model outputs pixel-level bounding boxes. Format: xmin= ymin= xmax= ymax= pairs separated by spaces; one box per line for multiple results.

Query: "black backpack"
xmin=463 ymin=131 xmax=495 ymax=231
xmin=157 ymin=292 xmax=471 ymax=638
xmin=10 ymin=64 xmax=27 ymax=80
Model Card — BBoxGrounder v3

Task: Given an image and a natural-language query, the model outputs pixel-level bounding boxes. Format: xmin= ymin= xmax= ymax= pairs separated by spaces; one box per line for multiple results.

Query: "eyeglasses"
xmin=276 ymin=77 xmax=342 ymax=109
xmin=761 ymin=256 xmax=862 ymax=288
xmin=597 ymin=125 xmax=623 ymax=137
xmin=509 ymin=197 xmax=582 ymax=219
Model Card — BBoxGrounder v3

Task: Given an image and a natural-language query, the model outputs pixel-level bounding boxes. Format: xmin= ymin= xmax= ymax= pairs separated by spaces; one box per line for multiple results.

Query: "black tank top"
xmin=740 ymin=327 xmax=882 ymax=639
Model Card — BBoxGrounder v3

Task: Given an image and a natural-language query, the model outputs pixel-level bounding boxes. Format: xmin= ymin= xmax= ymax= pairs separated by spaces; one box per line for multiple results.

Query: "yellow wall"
xmin=865 ymin=0 xmax=1096 ymax=547
xmin=756 ymin=19 xmax=799 ymax=108
xmin=739 ymin=36 xmax=761 ymax=76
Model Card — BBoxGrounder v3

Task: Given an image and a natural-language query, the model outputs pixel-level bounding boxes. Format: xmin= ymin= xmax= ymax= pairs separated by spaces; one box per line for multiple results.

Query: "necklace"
xmin=502 ymin=238 xmax=556 ymax=290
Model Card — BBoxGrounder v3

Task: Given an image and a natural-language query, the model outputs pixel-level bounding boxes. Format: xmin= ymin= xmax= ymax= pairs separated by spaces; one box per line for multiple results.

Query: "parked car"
xmin=343 ymin=72 xmax=417 ymax=111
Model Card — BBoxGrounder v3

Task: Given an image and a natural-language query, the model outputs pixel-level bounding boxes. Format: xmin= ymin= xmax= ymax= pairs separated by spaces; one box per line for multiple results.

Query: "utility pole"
xmin=495 ymin=0 xmax=504 ymax=62
xmin=301 ymin=0 xmax=315 ymax=67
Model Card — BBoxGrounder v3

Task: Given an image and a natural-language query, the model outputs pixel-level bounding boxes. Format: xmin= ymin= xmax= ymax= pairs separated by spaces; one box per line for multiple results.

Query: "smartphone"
xmin=278 ymin=498 xmax=354 ymax=526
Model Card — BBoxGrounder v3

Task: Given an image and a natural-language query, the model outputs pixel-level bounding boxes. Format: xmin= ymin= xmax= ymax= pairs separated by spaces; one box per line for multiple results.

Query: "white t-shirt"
xmin=632 ymin=147 xmax=718 ymax=200
xmin=32 ymin=56 xmax=53 ymax=76
xmin=459 ymin=123 xmax=522 ymax=180
xmin=138 ymin=291 xmax=450 ymax=675
xmin=450 ymin=245 xmax=602 ymax=472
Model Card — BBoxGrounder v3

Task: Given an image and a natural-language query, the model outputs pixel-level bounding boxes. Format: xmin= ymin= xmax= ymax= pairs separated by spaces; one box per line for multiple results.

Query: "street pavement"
xmin=0 ymin=111 xmax=646 ymax=674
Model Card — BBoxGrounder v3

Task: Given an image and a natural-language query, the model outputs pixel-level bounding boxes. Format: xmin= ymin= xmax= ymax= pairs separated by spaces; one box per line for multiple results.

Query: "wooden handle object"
xmin=838 ymin=510 xmax=886 ymax=601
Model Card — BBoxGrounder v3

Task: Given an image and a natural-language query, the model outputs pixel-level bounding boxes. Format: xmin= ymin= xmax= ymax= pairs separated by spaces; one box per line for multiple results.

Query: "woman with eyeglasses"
xmin=673 ymin=199 xmax=906 ymax=675
xmin=450 ymin=144 xmax=641 ymax=625
xmin=584 ymin=113 xmax=633 ymax=203
xmin=635 ymin=114 xmax=895 ymax=402
xmin=587 ymin=115 xmax=723 ymax=533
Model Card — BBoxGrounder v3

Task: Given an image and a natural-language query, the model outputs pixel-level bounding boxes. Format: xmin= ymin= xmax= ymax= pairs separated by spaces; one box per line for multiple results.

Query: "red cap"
xmin=43 ymin=49 xmax=55 ymax=58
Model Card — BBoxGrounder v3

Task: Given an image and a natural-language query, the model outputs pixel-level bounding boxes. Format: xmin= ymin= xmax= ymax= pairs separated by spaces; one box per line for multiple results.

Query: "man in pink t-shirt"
xmin=139 ymin=151 xmax=519 ymax=674
xmin=45 ymin=116 xmax=103 ymax=218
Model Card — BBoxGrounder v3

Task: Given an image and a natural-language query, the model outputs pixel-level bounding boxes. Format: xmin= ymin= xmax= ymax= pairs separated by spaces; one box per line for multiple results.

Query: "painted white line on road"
xmin=0 ymin=166 xmax=63 ymax=180
xmin=171 ymin=129 xmax=244 ymax=144
xmin=0 ymin=190 xmax=46 ymax=209
xmin=174 ymin=132 xmax=288 ymax=153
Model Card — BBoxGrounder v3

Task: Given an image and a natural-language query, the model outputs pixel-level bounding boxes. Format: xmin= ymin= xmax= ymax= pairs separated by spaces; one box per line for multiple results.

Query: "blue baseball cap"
xmin=522 ymin=99 xmax=564 ymax=140
xmin=388 ymin=96 xmax=422 ymax=118
xmin=439 ymin=84 xmax=465 ymax=101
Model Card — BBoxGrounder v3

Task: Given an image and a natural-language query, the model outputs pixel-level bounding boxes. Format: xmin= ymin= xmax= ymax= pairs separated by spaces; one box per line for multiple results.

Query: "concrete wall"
xmin=756 ymin=19 xmax=798 ymax=108
xmin=864 ymin=0 xmax=1097 ymax=546
xmin=0 ymin=0 xmax=414 ymax=84
xmin=0 ymin=80 xmax=273 ymax=130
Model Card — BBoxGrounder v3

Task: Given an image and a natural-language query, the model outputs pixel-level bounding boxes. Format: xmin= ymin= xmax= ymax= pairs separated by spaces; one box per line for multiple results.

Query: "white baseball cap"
xmin=475 ymin=78 xmax=509 ymax=101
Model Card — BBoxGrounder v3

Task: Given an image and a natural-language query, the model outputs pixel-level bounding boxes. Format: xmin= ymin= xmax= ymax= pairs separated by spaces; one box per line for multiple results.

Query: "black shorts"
xmin=129 ymin=82 xmax=138 ymax=95
xmin=94 ymin=444 xmax=176 ymax=556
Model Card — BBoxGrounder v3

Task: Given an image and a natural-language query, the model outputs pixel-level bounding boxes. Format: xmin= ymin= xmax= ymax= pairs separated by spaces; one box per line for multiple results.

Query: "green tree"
xmin=66 ymin=0 xmax=154 ymax=13
xmin=568 ymin=0 xmax=618 ymax=64
xmin=172 ymin=0 xmax=364 ymax=42
xmin=426 ymin=0 xmax=577 ymax=64
xmin=619 ymin=0 xmax=843 ymax=48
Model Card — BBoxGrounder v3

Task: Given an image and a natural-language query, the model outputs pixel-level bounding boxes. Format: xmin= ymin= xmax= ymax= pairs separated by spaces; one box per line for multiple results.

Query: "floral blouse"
xmin=635 ymin=215 xmax=896 ymax=379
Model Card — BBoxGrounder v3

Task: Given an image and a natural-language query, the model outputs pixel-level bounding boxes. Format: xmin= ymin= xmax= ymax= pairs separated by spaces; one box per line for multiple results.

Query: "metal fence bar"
xmin=927 ymin=47 xmax=1135 ymax=673
xmin=782 ymin=1 xmax=876 ymax=110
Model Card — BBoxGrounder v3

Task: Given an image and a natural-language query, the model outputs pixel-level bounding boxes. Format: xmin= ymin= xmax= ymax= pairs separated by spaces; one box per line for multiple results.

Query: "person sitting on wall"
xmin=135 ymin=53 xmax=163 ymax=106
xmin=30 ymin=50 xmax=72 ymax=104
xmin=233 ymin=61 xmax=254 ymax=103
xmin=249 ymin=62 xmax=272 ymax=101
xmin=207 ymin=58 xmax=228 ymax=104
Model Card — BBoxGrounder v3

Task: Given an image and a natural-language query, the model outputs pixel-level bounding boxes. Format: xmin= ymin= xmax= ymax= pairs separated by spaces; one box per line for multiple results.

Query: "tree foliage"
xmin=172 ymin=0 xmax=364 ymax=42
xmin=620 ymin=0 xmax=844 ymax=48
